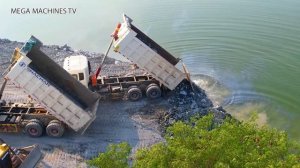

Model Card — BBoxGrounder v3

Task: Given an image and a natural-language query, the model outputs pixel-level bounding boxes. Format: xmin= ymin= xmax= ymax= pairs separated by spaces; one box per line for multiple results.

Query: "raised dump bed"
xmin=4 ymin=36 xmax=99 ymax=133
xmin=112 ymin=14 xmax=186 ymax=90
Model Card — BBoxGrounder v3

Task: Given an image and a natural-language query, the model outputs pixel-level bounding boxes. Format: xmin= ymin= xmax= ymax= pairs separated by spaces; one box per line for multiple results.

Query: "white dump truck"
xmin=1 ymin=36 xmax=99 ymax=137
xmin=112 ymin=14 xmax=186 ymax=90
xmin=62 ymin=14 xmax=187 ymax=101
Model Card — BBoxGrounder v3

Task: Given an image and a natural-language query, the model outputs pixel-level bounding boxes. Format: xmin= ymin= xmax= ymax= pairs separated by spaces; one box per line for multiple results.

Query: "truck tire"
xmin=146 ymin=84 xmax=161 ymax=99
xmin=46 ymin=121 xmax=65 ymax=137
xmin=25 ymin=121 xmax=43 ymax=137
xmin=0 ymin=100 xmax=6 ymax=106
xmin=128 ymin=87 xmax=142 ymax=101
xmin=48 ymin=120 xmax=61 ymax=125
xmin=29 ymin=119 xmax=43 ymax=125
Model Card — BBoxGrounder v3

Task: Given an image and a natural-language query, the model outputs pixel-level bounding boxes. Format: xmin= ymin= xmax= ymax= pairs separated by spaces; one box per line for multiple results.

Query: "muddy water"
xmin=1 ymin=0 xmax=299 ymax=140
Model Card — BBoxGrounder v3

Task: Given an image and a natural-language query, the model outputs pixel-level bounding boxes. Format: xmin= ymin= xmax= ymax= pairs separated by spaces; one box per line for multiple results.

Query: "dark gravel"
xmin=161 ymin=79 xmax=230 ymax=130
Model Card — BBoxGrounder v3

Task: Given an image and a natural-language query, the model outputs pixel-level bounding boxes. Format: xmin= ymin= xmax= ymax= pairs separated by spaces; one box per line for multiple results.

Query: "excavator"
xmin=0 ymin=138 xmax=41 ymax=168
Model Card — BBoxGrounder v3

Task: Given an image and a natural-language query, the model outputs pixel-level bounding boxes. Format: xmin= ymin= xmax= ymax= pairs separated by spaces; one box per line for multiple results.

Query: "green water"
xmin=1 ymin=0 xmax=299 ymax=140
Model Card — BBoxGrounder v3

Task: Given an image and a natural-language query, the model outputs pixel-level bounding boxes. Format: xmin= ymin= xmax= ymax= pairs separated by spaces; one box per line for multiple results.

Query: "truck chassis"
xmin=94 ymin=74 xmax=165 ymax=101
xmin=0 ymin=102 xmax=65 ymax=138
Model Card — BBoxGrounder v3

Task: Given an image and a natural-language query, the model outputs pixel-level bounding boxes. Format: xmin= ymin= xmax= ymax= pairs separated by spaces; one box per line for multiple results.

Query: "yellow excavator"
xmin=0 ymin=138 xmax=41 ymax=168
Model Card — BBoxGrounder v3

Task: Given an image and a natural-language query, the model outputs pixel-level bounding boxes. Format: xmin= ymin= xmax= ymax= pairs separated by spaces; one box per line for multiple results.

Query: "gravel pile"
xmin=161 ymin=79 xmax=230 ymax=129
xmin=0 ymin=39 xmax=23 ymax=76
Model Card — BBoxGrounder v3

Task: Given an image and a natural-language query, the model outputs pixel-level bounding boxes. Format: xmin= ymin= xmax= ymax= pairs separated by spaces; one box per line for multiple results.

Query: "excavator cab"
xmin=0 ymin=143 xmax=12 ymax=168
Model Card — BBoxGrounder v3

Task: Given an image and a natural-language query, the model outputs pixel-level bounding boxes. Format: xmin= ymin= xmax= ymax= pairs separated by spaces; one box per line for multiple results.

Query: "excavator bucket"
xmin=18 ymin=145 xmax=42 ymax=168
xmin=0 ymin=138 xmax=42 ymax=168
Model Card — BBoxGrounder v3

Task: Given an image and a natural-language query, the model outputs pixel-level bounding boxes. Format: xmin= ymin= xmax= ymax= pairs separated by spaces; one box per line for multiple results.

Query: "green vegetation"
xmin=87 ymin=142 xmax=131 ymax=168
xmin=87 ymin=114 xmax=300 ymax=168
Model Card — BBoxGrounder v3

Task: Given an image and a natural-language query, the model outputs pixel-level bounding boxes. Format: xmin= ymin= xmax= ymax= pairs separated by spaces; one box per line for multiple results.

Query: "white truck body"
xmin=113 ymin=15 xmax=186 ymax=90
xmin=5 ymin=37 xmax=99 ymax=133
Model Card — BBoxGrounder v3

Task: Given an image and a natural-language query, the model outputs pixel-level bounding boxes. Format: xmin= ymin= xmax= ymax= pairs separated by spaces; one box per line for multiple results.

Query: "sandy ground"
xmin=1 ymin=84 xmax=167 ymax=167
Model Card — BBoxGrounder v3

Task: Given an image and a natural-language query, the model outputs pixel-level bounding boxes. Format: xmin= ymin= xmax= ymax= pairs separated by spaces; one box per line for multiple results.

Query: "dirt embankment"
xmin=0 ymin=38 xmax=229 ymax=167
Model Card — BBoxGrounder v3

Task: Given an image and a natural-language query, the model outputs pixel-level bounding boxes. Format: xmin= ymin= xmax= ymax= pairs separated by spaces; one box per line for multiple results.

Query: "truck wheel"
xmin=48 ymin=120 xmax=61 ymax=125
xmin=146 ymin=84 xmax=161 ymax=99
xmin=46 ymin=121 xmax=65 ymax=138
xmin=128 ymin=87 xmax=142 ymax=101
xmin=25 ymin=121 xmax=43 ymax=137
xmin=0 ymin=100 xmax=6 ymax=106
xmin=29 ymin=119 xmax=43 ymax=125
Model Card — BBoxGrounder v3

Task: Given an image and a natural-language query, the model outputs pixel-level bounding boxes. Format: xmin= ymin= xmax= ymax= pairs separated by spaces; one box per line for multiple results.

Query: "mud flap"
xmin=19 ymin=145 xmax=42 ymax=168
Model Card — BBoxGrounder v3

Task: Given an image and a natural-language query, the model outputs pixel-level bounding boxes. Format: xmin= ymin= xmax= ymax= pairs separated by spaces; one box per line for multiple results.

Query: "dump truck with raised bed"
xmin=63 ymin=14 xmax=187 ymax=101
xmin=0 ymin=138 xmax=42 ymax=168
xmin=0 ymin=36 xmax=99 ymax=137
xmin=112 ymin=14 xmax=186 ymax=90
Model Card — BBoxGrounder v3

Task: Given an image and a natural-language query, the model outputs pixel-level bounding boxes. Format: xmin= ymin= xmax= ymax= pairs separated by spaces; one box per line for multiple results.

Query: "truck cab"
xmin=63 ymin=55 xmax=90 ymax=87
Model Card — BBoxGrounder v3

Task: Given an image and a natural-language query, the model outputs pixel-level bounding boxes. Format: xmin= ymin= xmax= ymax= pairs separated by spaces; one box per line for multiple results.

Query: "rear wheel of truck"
xmin=128 ymin=86 xmax=142 ymax=101
xmin=25 ymin=120 xmax=44 ymax=137
xmin=0 ymin=100 xmax=6 ymax=106
xmin=146 ymin=84 xmax=161 ymax=99
xmin=46 ymin=120 xmax=65 ymax=137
